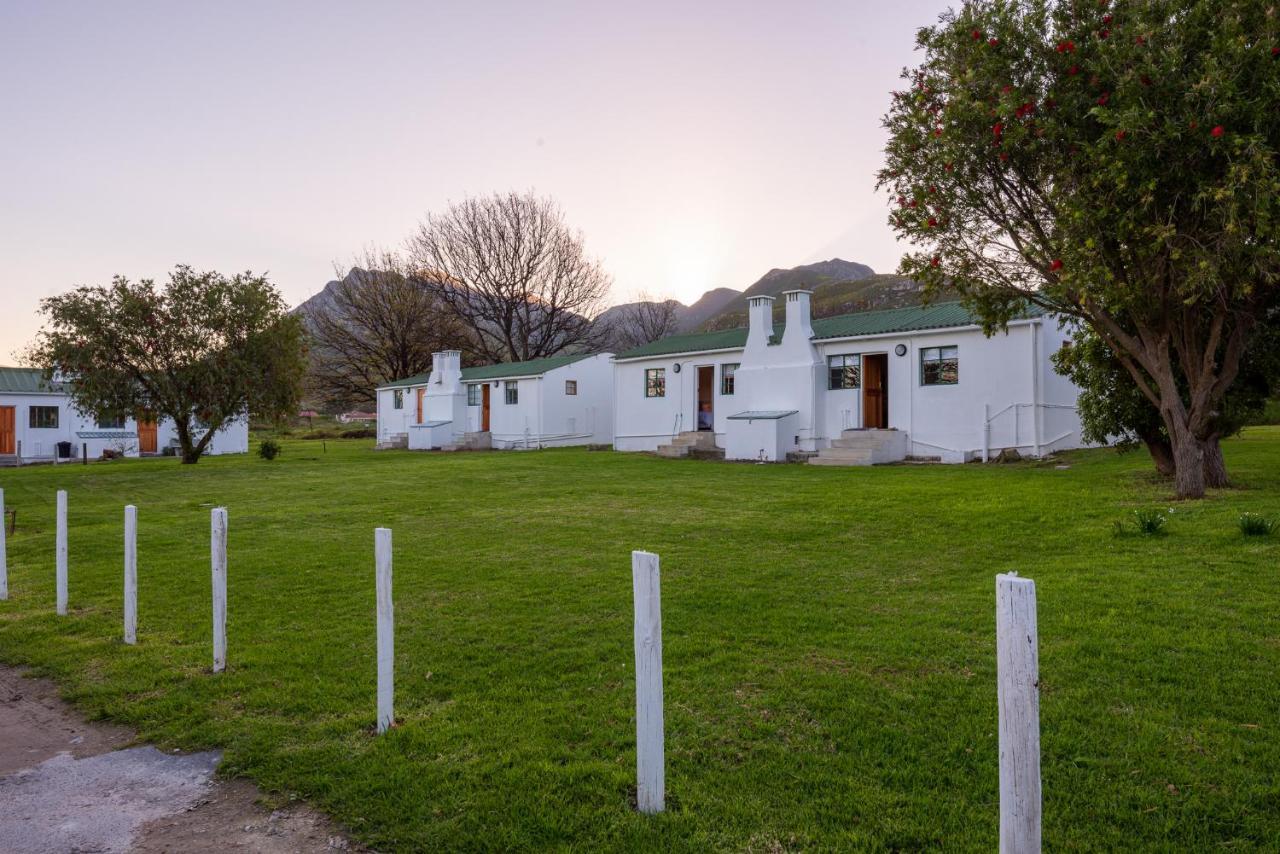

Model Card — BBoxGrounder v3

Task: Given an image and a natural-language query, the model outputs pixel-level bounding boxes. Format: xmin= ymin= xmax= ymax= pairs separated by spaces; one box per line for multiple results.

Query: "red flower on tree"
xmin=1099 ymin=28 xmax=1110 ymax=39
xmin=927 ymin=217 xmax=938 ymax=227
xmin=989 ymin=38 xmax=999 ymax=47
xmin=931 ymin=256 xmax=941 ymax=268
xmin=1211 ymin=125 xmax=1225 ymax=137
xmin=1097 ymin=92 xmax=1110 ymax=106
xmin=1067 ymin=64 xmax=1080 ymax=76
xmin=1102 ymin=14 xmax=1113 ymax=24
xmin=1049 ymin=259 xmax=1064 ymax=271
xmin=1115 ymin=130 xmax=1126 ymax=141
xmin=1056 ymin=39 xmax=1075 ymax=53
xmin=972 ymin=29 xmax=982 ymax=40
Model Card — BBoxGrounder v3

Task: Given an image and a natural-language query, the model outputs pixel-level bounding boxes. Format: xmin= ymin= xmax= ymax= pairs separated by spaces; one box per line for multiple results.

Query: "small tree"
xmin=29 ymin=266 xmax=306 ymax=464
xmin=610 ymin=293 xmax=681 ymax=351
xmin=879 ymin=0 xmax=1280 ymax=497
xmin=304 ymin=248 xmax=470 ymax=409
xmin=407 ymin=192 xmax=613 ymax=364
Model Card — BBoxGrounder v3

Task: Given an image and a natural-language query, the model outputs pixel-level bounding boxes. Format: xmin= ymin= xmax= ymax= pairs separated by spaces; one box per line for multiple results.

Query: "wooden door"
xmin=696 ymin=366 xmax=714 ymax=430
xmin=137 ymin=419 xmax=158 ymax=453
xmin=416 ymin=388 xmax=425 ymax=423
xmin=862 ymin=354 xmax=888 ymax=429
xmin=0 ymin=406 xmax=14 ymax=454
xmin=481 ymin=384 xmax=491 ymax=431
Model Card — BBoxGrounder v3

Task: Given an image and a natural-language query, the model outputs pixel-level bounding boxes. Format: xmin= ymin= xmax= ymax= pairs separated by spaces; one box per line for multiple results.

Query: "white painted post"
xmin=0 ymin=488 xmax=8 ymax=601
xmin=631 ymin=549 xmax=664 ymax=814
xmin=56 ymin=490 xmax=68 ymax=615
xmin=996 ymin=573 xmax=1042 ymax=854
xmin=375 ymin=527 xmax=394 ymax=734
xmin=982 ymin=403 xmax=991 ymax=463
xmin=123 ymin=505 xmax=137 ymax=644
xmin=211 ymin=507 xmax=227 ymax=672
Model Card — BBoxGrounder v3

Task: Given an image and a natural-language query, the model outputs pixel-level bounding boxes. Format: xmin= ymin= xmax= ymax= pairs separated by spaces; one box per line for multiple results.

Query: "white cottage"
xmin=376 ymin=351 xmax=615 ymax=451
xmin=611 ymin=292 xmax=1084 ymax=464
xmin=0 ymin=367 xmax=249 ymax=465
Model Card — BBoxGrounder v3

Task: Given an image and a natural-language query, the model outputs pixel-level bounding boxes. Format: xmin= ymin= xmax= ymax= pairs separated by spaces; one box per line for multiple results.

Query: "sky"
xmin=0 ymin=0 xmax=953 ymax=359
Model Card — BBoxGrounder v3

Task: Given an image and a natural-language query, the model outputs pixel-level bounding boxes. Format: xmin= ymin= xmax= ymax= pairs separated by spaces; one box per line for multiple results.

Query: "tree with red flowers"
xmin=879 ymin=0 xmax=1280 ymax=498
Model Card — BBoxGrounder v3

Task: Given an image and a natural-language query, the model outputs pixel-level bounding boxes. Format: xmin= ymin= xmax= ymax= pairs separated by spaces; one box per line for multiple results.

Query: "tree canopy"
xmin=879 ymin=0 xmax=1280 ymax=497
xmin=28 ymin=266 xmax=306 ymax=463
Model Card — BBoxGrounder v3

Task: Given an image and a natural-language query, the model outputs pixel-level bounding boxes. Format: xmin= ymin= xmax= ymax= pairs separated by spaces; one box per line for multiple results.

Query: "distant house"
xmin=0 ymin=366 xmax=249 ymax=465
xmin=611 ymin=292 xmax=1086 ymax=464
xmin=337 ymin=411 xmax=376 ymax=423
xmin=376 ymin=351 xmax=614 ymax=450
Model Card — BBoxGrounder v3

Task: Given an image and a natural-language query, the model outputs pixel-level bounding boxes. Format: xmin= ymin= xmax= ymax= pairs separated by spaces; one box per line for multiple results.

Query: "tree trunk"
xmin=1138 ymin=432 xmax=1176 ymax=478
xmin=1201 ymin=435 xmax=1228 ymax=489
xmin=1168 ymin=426 xmax=1206 ymax=499
xmin=173 ymin=418 xmax=201 ymax=465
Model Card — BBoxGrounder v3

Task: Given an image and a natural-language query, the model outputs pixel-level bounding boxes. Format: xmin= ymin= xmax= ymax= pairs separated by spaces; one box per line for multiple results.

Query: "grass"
xmin=1 ymin=431 xmax=1279 ymax=850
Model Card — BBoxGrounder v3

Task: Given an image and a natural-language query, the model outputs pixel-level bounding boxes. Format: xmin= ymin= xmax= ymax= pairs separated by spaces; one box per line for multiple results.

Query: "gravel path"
xmin=0 ymin=664 xmax=356 ymax=853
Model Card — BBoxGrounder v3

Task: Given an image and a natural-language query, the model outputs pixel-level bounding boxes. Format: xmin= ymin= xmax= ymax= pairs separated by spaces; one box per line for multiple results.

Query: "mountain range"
xmin=293 ymin=257 xmax=931 ymax=346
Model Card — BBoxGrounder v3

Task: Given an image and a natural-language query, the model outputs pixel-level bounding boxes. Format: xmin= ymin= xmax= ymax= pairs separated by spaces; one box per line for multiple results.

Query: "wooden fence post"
xmin=211 ymin=507 xmax=227 ymax=672
xmin=56 ymin=490 xmax=68 ymax=615
xmin=0 ymin=488 xmax=7 ymax=601
xmin=997 ymin=572 xmax=1042 ymax=854
xmin=124 ymin=505 xmax=137 ymax=644
xmin=375 ymin=527 xmax=394 ymax=733
xmin=631 ymin=549 xmax=665 ymax=814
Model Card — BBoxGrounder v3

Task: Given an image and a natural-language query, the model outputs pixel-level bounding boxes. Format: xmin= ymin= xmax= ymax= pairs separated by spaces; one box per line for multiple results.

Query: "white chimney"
xmin=745 ymin=295 xmax=776 ymax=352
xmin=430 ymin=350 xmax=462 ymax=385
xmin=781 ymin=290 xmax=814 ymax=347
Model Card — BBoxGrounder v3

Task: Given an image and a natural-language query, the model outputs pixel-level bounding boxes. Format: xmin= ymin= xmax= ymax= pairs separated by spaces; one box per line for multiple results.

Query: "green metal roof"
xmin=379 ymin=353 xmax=596 ymax=389
xmin=613 ymin=301 xmax=1047 ymax=360
xmin=0 ymin=366 xmax=67 ymax=394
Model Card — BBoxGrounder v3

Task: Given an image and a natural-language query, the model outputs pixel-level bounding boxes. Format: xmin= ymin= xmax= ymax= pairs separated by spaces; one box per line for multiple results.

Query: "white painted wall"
xmin=612 ymin=349 xmax=745 ymax=452
xmin=612 ymin=305 xmax=1085 ymax=461
xmin=376 ymin=386 xmax=413 ymax=442
xmin=469 ymin=354 xmax=615 ymax=448
xmin=0 ymin=391 xmax=247 ymax=463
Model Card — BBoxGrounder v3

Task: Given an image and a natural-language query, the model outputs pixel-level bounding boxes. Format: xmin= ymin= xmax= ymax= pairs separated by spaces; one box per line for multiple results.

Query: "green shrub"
xmin=258 ymin=439 xmax=281 ymax=461
xmin=1239 ymin=513 xmax=1276 ymax=537
xmin=339 ymin=428 xmax=376 ymax=439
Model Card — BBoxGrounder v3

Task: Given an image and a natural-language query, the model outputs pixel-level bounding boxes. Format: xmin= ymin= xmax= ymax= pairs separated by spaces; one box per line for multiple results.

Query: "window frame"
xmin=827 ymin=353 xmax=862 ymax=390
xmin=392 ymin=389 xmax=404 ymax=410
xmin=564 ymin=380 xmax=577 ymax=396
xmin=504 ymin=380 xmax=519 ymax=405
xmin=920 ymin=345 xmax=960 ymax=386
xmin=720 ymin=363 xmax=738 ymax=396
xmin=97 ymin=414 xmax=127 ymax=430
xmin=466 ymin=384 xmax=482 ymax=406
xmin=29 ymin=405 xmax=59 ymax=429
xmin=644 ymin=368 xmax=666 ymax=398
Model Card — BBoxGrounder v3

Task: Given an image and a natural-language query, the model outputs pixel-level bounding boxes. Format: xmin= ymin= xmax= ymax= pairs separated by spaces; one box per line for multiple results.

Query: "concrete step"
xmin=812 ymin=447 xmax=875 ymax=464
xmin=808 ymin=455 xmax=875 ymax=467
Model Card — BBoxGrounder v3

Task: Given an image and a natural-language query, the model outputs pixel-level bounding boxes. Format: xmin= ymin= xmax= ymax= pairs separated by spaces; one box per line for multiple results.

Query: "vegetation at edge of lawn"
xmin=0 ymin=433 xmax=1278 ymax=851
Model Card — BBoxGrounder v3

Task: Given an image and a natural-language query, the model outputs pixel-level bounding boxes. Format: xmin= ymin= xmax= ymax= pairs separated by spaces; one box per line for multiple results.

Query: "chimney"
xmin=430 ymin=350 xmax=462 ymax=385
xmin=781 ymin=290 xmax=814 ymax=346
xmin=745 ymin=295 xmax=776 ymax=351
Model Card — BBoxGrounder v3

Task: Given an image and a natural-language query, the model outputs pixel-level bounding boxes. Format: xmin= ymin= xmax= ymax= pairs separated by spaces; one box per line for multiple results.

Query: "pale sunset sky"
xmin=0 ymin=0 xmax=952 ymax=358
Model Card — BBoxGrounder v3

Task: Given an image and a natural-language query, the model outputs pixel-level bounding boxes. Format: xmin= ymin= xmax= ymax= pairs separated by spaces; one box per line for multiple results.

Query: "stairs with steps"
xmin=374 ymin=433 xmax=408 ymax=450
xmin=0 ymin=455 xmax=18 ymax=468
xmin=809 ymin=429 xmax=909 ymax=467
xmin=442 ymin=431 xmax=492 ymax=452
xmin=656 ymin=431 xmax=723 ymax=460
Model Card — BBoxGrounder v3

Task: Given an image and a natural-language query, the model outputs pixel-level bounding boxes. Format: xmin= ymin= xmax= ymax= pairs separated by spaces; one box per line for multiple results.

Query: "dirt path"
xmin=0 ymin=664 xmax=357 ymax=853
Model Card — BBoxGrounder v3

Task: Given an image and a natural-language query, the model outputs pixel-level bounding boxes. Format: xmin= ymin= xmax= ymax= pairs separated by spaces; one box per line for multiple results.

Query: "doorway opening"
xmin=696 ymin=365 xmax=715 ymax=431
xmin=862 ymin=353 xmax=888 ymax=429
xmin=0 ymin=406 xmax=14 ymax=455
xmin=481 ymin=384 xmax=491 ymax=431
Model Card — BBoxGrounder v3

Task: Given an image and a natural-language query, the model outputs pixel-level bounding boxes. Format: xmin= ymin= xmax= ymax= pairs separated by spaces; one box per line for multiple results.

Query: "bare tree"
xmin=304 ymin=248 xmax=469 ymax=410
xmin=611 ymin=292 xmax=681 ymax=351
xmin=407 ymin=192 xmax=613 ymax=363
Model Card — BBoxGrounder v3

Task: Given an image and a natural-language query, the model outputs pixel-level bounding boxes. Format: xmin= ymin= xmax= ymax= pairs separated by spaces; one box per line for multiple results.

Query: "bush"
xmin=1239 ymin=513 xmax=1276 ymax=537
xmin=340 ymin=428 xmax=376 ymax=439
xmin=1114 ymin=508 xmax=1169 ymax=537
xmin=258 ymin=439 xmax=281 ymax=461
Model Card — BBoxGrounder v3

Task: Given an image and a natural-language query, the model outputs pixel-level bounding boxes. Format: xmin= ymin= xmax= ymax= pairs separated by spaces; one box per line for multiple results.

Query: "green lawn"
xmin=1 ymin=434 xmax=1278 ymax=851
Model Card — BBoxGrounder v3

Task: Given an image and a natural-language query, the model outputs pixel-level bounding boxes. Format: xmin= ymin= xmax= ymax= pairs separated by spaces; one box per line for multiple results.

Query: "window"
xmin=98 ymin=415 xmax=126 ymax=429
xmin=645 ymin=368 xmax=665 ymax=398
xmin=29 ymin=406 xmax=59 ymax=429
xmin=921 ymin=345 xmax=959 ymax=385
xmin=393 ymin=389 xmax=404 ymax=409
xmin=505 ymin=381 xmax=519 ymax=405
xmin=467 ymin=384 xmax=482 ymax=406
xmin=564 ymin=380 xmax=577 ymax=396
xmin=828 ymin=354 xmax=861 ymax=390
xmin=720 ymin=363 xmax=738 ymax=395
